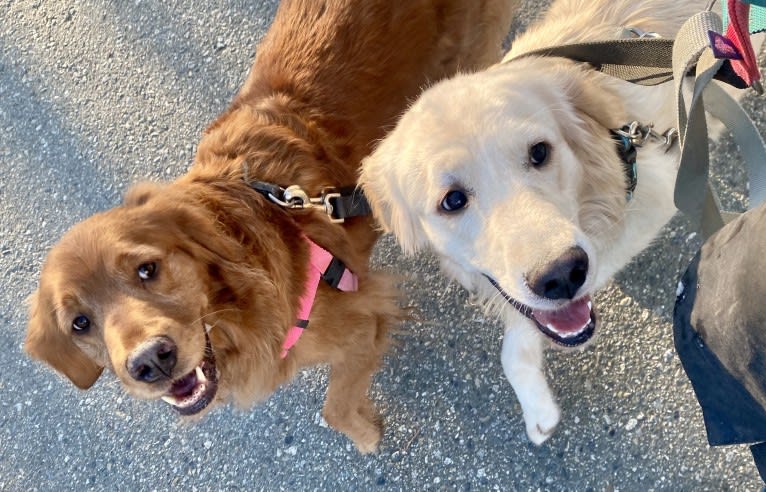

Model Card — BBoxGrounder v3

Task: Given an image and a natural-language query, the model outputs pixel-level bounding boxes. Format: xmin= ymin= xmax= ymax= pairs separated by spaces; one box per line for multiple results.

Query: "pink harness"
xmin=280 ymin=237 xmax=358 ymax=358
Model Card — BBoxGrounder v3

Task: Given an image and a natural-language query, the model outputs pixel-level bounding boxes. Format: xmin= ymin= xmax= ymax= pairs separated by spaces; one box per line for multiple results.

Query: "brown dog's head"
xmin=25 ymin=182 xmax=261 ymax=415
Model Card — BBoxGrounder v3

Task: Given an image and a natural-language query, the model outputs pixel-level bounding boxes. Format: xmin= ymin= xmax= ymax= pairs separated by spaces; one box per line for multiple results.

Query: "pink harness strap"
xmin=725 ymin=0 xmax=762 ymax=89
xmin=280 ymin=238 xmax=358 ymax=358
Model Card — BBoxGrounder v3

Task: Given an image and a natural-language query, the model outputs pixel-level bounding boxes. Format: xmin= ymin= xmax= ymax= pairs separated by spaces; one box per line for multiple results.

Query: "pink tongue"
xmin=170 ymin=371 xmax=198 ymax=398
xmin=532 ymin=296 xmax=592 ymax=334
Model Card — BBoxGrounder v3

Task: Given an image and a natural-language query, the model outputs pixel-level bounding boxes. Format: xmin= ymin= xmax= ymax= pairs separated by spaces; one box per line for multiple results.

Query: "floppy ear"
xmin=564 ymin=66 xmax=626 ymax=131
xmin=123 ymin=181 xmax=164 ymax=207
xmin=359 ymin=150 xmax=428 ymax=255
xmin=562 ymin=66 xmax=629 ymax=235
xmin=24 ymin=290 xmax=103 ymax=390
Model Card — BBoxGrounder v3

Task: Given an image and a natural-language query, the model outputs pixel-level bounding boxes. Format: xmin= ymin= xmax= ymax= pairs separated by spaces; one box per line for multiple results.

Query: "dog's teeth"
xmin=546 ymin=323 xmax=558 ymax=334
xmin=161 ymin=395 xmax=179 ymax=406
xmin=204 ymin=323 xmax=213 ymax=333
xmin=195 ymin=366 xmax=207 ymax=384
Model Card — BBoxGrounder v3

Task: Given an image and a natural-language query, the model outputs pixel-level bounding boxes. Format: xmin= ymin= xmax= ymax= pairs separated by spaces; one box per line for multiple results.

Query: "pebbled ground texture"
xmin=1 ymin=0 xmax=764 ymax=490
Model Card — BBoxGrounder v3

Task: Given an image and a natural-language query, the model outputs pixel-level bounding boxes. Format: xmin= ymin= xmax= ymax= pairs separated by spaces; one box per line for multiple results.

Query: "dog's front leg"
xmin=501 ymin=318 xmax=560 ymax=444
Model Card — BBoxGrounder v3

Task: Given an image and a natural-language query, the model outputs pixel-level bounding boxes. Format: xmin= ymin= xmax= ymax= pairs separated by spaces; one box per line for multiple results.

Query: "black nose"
xmin=126 ymin=336 xmax=177 ymax=383
xmin=528 ymin=246 xmax=589 ymax=300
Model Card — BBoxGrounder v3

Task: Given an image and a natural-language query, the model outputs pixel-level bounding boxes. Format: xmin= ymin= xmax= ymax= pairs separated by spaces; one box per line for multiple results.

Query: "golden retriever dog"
xmin=360 ymin=0 xmax=718 ymax=444
xmin=25 ymin=0 xmax=519 ymax=453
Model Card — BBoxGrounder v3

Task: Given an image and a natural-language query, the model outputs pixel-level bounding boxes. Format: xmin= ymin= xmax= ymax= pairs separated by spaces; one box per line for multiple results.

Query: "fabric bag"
xmin=674 ymin=201 xmax=766 ymax=481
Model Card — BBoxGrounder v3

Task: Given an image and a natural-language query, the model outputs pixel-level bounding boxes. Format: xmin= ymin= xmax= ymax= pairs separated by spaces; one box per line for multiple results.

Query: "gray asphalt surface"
xmin=1 ymin=0 xmax=765 ymax=490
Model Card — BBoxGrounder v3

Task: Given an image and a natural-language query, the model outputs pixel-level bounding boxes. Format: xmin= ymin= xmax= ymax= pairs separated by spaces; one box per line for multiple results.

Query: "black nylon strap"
xmin=249 ymin=181 xmax=285 ymax=200
xmin=328 ymin=187 xmax=372 ymax=220
xmin=321 ymin=257 xmax=347 ymax=289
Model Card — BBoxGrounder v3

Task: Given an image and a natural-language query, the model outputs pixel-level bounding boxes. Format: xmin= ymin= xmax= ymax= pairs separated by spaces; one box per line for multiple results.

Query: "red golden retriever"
xmin=25 ymin=0 xmax=517 ymax=453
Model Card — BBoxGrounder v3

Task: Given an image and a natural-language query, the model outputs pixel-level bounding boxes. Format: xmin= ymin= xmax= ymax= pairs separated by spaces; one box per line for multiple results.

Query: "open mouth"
xmin=484 ymin=275 xmax=596 ymax=347
xmin=160 ymin=330 xmax=218 ymax=416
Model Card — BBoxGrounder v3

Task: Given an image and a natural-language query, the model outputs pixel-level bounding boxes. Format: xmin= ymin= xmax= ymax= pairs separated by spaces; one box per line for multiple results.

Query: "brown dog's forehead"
xmin=42 ymin=208 xmax=169 ymax=302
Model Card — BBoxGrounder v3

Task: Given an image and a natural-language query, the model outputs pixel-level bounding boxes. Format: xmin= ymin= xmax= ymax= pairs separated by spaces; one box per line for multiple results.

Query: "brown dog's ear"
xmin=123 ymin=181 xmax=164 ymax=207
xmin=24 ymin=290 xmax=103 ymax=389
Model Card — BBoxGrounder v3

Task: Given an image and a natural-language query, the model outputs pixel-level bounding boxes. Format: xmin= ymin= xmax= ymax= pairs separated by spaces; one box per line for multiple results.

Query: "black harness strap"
xmin=248 ymin=180 xmax=371 ymax=222
xmin=328 ymin=186 xmax=372 ymax=220
xmin=321 ymin=256 xmax=348 ymax=289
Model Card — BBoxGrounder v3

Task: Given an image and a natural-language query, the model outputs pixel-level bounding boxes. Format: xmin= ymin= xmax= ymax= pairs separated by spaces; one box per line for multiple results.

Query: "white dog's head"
xmin=361 ymin=58 xmax=630 ymax=347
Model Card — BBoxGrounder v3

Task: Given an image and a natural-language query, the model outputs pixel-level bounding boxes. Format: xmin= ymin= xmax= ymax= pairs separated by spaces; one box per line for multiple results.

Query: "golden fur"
xmin=25 ymin=0 xmax=518 ymax=453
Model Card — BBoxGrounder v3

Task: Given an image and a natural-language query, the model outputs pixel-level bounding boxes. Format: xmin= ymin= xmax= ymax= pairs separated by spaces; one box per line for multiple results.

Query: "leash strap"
xmin=281 ymin=237 xmax=358 ymax=358
xmin=518 ymin=39 xmax=676 ymax=85
xmin=512 ymin=36 xmax=752 ymax=89
xmin=672 ymin=10 xmax=766 ymax=237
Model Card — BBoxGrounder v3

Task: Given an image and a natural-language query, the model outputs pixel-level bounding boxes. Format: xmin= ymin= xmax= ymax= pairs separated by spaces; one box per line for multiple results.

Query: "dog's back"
xmin=211 ymin=0 xmax=519 ymax=169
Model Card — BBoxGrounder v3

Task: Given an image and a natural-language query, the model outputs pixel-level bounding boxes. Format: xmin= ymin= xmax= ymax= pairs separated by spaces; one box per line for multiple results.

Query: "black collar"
xmin=611 ymin=127 xmax=639 ymax=201
xmin=248 ymin=180 xmax=371 ymax=223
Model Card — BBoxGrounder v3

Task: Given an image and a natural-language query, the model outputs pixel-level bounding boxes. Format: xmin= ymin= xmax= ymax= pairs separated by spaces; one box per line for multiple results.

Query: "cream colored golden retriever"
xmin=361 ymin=0 xmax=716 ymax=444
xmin=25 ymin=0 xmax=518 ymax=453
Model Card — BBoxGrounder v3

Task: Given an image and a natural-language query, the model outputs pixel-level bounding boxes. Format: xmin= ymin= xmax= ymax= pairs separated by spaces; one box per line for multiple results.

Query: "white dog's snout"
xmin=527 ymin=246 xmax=589 ymax=301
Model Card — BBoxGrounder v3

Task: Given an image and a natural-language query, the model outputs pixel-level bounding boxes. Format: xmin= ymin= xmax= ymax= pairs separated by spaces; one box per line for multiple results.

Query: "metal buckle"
xmin=265 ymin=185 xmax=345 ymax=223
xmin=321 ymin=192 xmax=344 ymax=224
xmin=626 ymin=27 xmax=661 ymax=39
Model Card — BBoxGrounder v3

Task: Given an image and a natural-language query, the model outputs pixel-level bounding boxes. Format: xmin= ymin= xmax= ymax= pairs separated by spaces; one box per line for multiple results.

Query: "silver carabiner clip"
xmin=282 ymin=185 xmax=310 ymax=209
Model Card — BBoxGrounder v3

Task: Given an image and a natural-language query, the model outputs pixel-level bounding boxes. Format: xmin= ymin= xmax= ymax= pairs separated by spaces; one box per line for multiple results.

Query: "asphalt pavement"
xmin=1 ymin=0 xmax=765 ymax=490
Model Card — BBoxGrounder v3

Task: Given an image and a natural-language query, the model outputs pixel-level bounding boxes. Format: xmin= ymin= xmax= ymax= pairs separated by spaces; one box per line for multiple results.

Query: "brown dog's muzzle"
xmin=126 ymin=336 xmax=177 ymax=383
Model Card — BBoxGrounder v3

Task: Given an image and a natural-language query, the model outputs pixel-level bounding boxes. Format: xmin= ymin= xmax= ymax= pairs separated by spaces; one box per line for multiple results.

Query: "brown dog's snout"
xmin=528 ymin=246 xmax=588 ymax=300
xmin=126 ymin=336 xmax=177 ymax=383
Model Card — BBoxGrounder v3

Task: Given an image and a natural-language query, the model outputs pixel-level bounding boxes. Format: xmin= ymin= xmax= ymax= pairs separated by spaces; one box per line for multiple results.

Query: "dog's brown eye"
xmin=529 ymin=142 xmax=550 ymax=167
xmin=137 ymin=262 xmax=157 ymax=281
xmin=441 ymin=190 xmax=468 ymax=212
xmin=72 ymin=315 xmax=91 ymax=333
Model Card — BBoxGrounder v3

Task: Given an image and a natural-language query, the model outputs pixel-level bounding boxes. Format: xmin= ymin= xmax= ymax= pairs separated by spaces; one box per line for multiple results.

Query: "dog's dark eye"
xmin=441 ymin=190 xmax=468 ymax=212
xmin=72 ymin=315 xmax=91 ymax=333
xmin=137 ymin=262 xmax=157 ymax=281
xmin=529 ymin=142 xmax=550 ymax=167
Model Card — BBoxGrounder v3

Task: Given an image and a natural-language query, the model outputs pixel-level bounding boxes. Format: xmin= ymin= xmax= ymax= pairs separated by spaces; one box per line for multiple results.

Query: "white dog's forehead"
xmin=390 ymin=68 xmax=571 ymax=199
xmin=414 ymin=71 xmax=560 ymax=144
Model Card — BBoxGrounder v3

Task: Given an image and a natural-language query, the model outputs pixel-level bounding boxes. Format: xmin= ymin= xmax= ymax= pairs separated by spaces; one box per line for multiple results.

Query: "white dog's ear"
xmin=562 ymin=65 xmax=630 ymax=235
xmin=563 ymin=66 xmax=626 ymax=131
xmin=359 ymin=153 xmax=427 ymax=255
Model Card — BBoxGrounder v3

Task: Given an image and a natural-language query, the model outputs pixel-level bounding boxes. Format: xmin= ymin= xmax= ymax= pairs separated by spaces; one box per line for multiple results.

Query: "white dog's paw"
xmin=523 ymin=399 xmax=561 ymax=445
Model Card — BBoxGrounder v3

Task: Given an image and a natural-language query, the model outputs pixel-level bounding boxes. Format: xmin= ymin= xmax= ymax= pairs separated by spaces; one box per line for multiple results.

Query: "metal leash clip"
xmin=615 ymin=121 xmax=678 ymax=150
xmin=267 ymin=185 xmax=345 ymax=223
